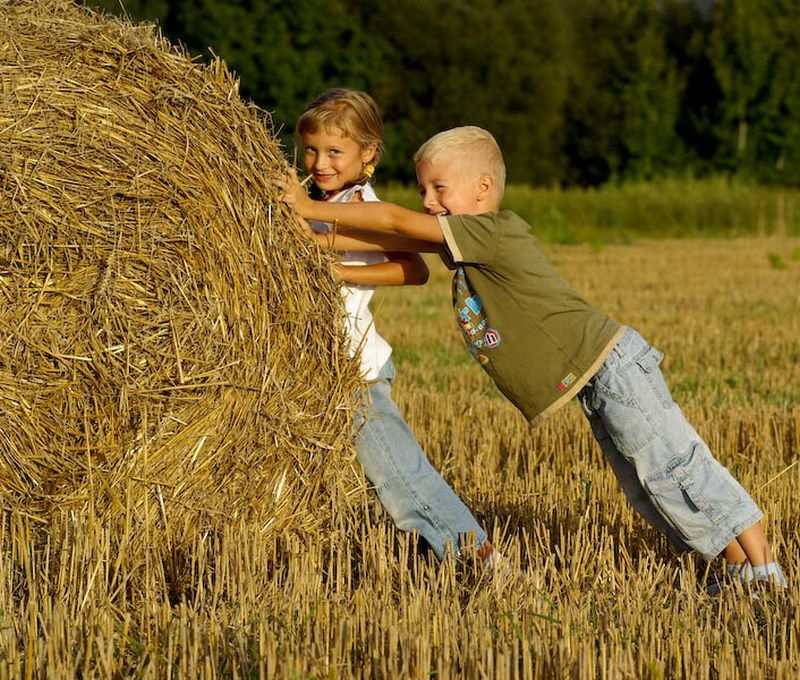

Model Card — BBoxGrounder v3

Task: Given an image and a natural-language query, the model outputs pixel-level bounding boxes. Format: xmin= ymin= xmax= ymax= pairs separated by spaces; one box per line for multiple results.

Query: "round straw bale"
xmin=0 ymin=0 xmax=361 ymax=538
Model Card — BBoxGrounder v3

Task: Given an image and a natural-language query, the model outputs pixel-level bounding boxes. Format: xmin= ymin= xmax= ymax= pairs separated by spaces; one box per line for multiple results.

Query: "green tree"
xmin=80 ymin=0 xmax=800 ymax=186
xmin=707 ymin=0 xmax=800 ymax=183
xmin=662 ymin=0 xmax=720 ymax=173
xmin=172 ymin=0 xmax=389 ymax=155
xmin=562 ymin=0 xmax=684 ymax=185
xmin=365 ymin=0 xmax=569 ymax=184
xmin=85 ymin=0 xmax=171 ymax=23
xmin=763 ymin=3 xmax=800 ymax=184
xmin=615 ymin=0 xmax=683 ymax=178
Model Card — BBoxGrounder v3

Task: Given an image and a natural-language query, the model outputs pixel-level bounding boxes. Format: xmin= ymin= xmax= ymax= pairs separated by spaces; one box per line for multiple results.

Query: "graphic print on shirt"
xmin=452 ymin=267 xmax=501 ymax=365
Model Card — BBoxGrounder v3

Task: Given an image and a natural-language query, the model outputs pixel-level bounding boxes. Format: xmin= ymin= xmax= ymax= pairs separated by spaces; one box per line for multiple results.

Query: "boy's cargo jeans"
xmin=578 ymin=327 xmax=763 ymax=560
xmin=355 ymin=359 xmax=488 ymax=559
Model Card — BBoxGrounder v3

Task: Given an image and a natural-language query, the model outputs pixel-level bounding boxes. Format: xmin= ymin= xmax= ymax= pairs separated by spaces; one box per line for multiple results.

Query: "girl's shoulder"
xmin=357 ymin=182 xmax=379 ymax=203
xmin=331 ymin=182 xmax=379 ymax=204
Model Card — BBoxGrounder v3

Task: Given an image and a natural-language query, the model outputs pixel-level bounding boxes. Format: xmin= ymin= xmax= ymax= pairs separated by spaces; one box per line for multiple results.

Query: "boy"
xmin=280 ymin=126 xmax=786 ymax=591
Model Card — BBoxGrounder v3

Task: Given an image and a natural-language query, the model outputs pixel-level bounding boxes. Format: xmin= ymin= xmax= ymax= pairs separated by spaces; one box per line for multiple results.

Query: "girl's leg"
xmin=355 ymin=360 xmax=488 ymax=560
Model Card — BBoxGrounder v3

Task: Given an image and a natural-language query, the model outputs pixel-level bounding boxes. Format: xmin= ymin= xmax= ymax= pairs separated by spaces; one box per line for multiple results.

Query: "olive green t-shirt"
xmin=438 ymin=210 xmax=624 ymax=423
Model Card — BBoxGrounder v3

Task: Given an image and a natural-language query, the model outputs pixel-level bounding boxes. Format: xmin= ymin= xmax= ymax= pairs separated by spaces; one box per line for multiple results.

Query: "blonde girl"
xmin=296 ymin=89 xmax=492 ymax=563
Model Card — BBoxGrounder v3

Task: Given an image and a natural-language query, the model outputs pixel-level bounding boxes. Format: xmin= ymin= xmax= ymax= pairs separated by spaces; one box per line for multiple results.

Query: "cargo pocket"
xmin=643 ymin=443 xmax=737 ymax=543
xmin=635 ymin=346 xmax=673 ymax=410
xmin=589 ymin=360 xmax=657 ymax=458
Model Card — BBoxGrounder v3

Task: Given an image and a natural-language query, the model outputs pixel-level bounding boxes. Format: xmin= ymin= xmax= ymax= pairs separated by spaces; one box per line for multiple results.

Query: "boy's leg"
xmin=585 ymin=328 xmax=766 ymax=562
xmin=723 ymin=538 xmax=748 ymax=565
xmin=578 ymin=392 xmax=692 ymax=554
xmin=355 ymin=359 xmax=488 ymax=560
xmin=723 ymin=524 xmax=786 ymax=586
xmin=732 ymin=523 xmax=774 ymax=566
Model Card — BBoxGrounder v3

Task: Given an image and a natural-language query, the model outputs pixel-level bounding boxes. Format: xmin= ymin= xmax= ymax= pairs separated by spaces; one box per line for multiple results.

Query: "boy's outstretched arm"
xmin=297 ymin=216 xmax=439 ymax=253
xmin=280 ymin=172 xmax=444 ymax=244
xmin=337 ymin=253 xmax=429 ymax=287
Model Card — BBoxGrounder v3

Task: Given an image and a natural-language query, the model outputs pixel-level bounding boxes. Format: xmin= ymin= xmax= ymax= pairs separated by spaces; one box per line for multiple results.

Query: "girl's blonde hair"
xmin=296 ymin=88 xmax=385 ymax=166
xmin=414 ymin=126 xmax=506 ymax=200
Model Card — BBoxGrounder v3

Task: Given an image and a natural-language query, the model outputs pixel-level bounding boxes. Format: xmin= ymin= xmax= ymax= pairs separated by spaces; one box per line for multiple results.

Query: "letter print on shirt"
xmin=452 ymin=267 xmax=501 ymax=365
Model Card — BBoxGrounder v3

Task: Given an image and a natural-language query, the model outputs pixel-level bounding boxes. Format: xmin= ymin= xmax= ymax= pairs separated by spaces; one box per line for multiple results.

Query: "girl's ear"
xmin=360 ymin=142 xmax=378 ymax=165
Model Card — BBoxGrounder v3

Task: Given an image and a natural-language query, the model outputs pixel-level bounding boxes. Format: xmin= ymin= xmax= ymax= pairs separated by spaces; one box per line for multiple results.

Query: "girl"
xmin=296 ymin=89 xmax=494 ymax=565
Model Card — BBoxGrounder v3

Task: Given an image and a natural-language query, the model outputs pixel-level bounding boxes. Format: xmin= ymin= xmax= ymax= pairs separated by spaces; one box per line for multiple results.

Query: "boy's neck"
xmin=467 ymin=202 xmax=502 ymax=215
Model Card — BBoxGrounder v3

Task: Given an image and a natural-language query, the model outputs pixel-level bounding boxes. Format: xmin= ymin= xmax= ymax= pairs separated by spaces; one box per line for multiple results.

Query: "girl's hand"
xmin=275 ymin=167 xmax=313 ymax=216
xmin=296 ymin=215 xmax=315 ymax=237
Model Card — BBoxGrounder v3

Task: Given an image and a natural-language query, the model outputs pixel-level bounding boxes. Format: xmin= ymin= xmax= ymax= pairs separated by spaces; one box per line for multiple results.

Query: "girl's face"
xmin=301 ymin=126 xmax=376 ymax=194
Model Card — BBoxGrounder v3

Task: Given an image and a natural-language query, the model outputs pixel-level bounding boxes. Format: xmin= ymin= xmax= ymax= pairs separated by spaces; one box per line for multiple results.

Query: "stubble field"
xmin=2 ymin=236 xmax=799 ymax=678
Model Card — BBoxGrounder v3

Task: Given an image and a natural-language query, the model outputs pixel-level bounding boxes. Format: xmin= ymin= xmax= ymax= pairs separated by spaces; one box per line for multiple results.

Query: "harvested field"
xmin=1 ymin=226 xmax=799 ymax=675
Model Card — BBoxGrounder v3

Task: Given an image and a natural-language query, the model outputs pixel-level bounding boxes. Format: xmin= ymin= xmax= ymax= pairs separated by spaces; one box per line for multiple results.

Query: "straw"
xmin=0 ymin=0 xmax=362 ymax=546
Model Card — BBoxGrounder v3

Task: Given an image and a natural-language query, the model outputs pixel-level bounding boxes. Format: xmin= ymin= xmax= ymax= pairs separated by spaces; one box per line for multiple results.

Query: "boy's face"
xmin=415 ymin=155 xmax=493 ymax=216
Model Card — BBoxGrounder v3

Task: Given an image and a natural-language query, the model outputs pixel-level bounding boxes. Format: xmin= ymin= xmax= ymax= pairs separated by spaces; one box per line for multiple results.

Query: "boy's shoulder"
xmin=439 ymin=210 xmax=538 ymax=268
xmin=493 ymin=209 xmax=529 ymax=232
xmin=442 ymin=210 xmax=534 ymax=246
xmin=445 ymin=209 xmax=528 ymax=232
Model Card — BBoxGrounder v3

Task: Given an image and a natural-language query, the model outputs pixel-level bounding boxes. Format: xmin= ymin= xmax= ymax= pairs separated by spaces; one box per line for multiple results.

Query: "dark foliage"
xmin=87 ymin=0 xmax=800 ymax=186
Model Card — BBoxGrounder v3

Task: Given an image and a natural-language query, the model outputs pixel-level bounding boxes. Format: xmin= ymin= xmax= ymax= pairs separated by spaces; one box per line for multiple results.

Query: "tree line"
xmin=88 ymin=0 xmax=800 ymax=186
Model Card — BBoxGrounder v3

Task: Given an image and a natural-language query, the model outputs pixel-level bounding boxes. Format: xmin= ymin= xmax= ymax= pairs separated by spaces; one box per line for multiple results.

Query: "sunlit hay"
xmin=0 ymin=0 xmax=361 ymax=541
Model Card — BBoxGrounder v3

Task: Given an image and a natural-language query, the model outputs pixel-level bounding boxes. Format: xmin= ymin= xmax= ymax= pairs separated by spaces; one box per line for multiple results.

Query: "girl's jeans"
xmin=355 ymin=359 xmax=487 ymax=559
xmin=578 ymin=327 xmax=763 ymax=560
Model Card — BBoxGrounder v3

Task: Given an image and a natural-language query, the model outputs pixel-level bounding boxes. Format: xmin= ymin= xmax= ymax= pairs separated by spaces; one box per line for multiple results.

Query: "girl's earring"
xmin=363 ymin=163 xmax=375 ymax=179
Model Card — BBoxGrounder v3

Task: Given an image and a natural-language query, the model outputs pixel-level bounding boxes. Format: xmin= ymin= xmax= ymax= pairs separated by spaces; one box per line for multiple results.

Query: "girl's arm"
xmin=336 ymin=252 xmax=429 ymax=286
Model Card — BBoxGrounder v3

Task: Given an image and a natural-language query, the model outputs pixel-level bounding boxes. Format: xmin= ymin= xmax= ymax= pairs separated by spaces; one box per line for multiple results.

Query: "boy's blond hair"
xmin=414 ymin=126 xmax=506 ymax=201
xmin=296 ymin=88 xmax=385 ymax=165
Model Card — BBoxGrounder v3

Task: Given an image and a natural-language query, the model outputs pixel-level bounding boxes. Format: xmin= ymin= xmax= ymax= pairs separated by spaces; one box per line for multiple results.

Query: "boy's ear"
xmin=476 ymin=174 xmax=495 ymax=202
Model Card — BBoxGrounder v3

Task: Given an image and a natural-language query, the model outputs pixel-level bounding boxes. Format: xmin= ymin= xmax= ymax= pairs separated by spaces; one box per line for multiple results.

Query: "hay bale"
xmin=0 ymin=0 xmax=360 ymax=538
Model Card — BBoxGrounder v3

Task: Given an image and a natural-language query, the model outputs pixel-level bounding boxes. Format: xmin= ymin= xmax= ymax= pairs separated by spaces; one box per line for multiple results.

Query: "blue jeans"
xmin=355 ymin=359 xmax=487 ymax=559
xmin=578 ymin=328 xmax=763 ymax=560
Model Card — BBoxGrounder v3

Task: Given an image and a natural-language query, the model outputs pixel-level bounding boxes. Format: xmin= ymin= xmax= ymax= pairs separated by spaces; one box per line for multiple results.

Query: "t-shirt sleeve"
xmin=438 ymin=214 xmax=499 ymax=266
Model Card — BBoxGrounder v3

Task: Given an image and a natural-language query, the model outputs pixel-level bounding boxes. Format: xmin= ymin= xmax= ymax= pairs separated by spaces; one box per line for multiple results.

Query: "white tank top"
xmin=309 ymin=182 xmax=392 ymax=380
